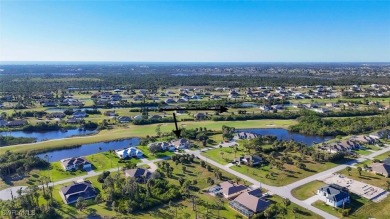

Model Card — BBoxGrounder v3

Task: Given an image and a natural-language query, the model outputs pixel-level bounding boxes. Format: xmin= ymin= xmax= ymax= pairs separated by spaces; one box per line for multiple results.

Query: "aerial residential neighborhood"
xmin=1 ymin=0 xmax=390 ymax=219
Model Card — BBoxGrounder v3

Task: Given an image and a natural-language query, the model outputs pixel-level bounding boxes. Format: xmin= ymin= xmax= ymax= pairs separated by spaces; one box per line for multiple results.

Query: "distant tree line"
xmin=289 ymin=113 xmax=390 ymax=136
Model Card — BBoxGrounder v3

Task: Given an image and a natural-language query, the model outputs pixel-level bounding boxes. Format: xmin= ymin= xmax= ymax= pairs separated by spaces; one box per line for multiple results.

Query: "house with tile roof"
xmin=219 ymin=181 xmax=247 ymax=199
xmin=370 ymin=162 xmax=390 ymax=177
xmin=60 ymin=157 xmax=92 ymax=171
xmin=230 ymin=188 xmax=271 ymax=218
xmin=124 ymin=168 xmax=152 ymax=183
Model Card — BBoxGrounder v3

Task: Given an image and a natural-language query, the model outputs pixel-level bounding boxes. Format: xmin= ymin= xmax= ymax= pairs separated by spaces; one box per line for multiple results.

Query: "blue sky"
xmin=0 ymin=1 xmax=389 ymax=62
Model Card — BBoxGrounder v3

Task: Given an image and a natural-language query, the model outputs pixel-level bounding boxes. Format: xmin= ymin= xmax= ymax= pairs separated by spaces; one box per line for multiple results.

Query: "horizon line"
xmin=1 ymin=61 xmax=390 ymax=64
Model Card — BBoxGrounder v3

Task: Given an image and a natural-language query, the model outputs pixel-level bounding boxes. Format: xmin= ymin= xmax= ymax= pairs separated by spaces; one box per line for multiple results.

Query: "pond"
xmin=1 ymin=129 xmax=97 ymax=142
xmin=237 ymin=128 xmax=332 ymax=146
xmin=37 ymin=138 xmax=140 ymax=162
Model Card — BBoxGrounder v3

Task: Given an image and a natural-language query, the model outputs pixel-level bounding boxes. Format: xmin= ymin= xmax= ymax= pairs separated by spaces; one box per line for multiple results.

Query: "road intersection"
xmin=1 ymin=141 xmax=389 ymax=219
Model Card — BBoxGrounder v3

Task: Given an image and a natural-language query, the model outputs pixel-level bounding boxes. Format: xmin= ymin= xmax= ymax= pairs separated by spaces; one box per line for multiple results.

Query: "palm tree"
xmin=346 ymin=166 xmax=352 ymax=175
xmin=357 ymin=166 xmax=363 ymax=176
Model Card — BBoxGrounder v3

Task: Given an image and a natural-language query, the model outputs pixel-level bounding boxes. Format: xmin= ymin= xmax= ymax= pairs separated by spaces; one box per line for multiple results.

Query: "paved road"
xmin=185 ymin=143 xmax=390 ymax=219
xmin=186 ymin=149 xmax=339 ymax=219
xmin=0 ymin=157 xmax=168 ymax=201
xmin=1 ymin=139 xmax=389 ymax=219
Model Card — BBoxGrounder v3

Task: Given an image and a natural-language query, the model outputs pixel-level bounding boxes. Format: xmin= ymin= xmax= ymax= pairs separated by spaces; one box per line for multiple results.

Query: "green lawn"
xmin=312 ymin=193 xmax=371 ymax=219
xmin=136 ymin=145 xmax=175 ymax=160
xmin=0 ymin=119 xmax=297 ymax=154
xmin=33 ymin=162 xmax=87 ymax=182
xmin=44 ymin=157 xmax=324 ymax=219
xmin=202 ymin=145 xmax=246 ymax=165
xmin=354 ymin=149 xmax=373 ymax=156
xmin=230 ymin=154 xmax=345 ymax=186
xmin=352 ymin=195 xmax=390 ymax=219
xmin=270 ymin=195 xmax=323 ymax=219
xmin=291 ymin=181 xmax=326 ymax=200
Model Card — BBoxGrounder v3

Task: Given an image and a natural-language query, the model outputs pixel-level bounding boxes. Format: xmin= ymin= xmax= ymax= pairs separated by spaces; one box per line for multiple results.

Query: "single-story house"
xmin=177 ymin=98 xmax=188 ymax=103
xmin=42 ymin=101 xmax=57 ymax=107
xmin=115 ymin=147 xmax=143 ymax=159
xmin=104 ymin=111 xmax=116 ymax=117
xmin=124 ymin=168 xmax=152 ymax=183
xmin=133 ymin=115 xmax=143 ymax=121
xmin=171 ymin=139 xmax=190 ymax=149
xmin=317 ymin=184 xmax=350 ymax=208
xmin=67 ymin=117 xmax=82 ymax=124
xmin=234 ymin=155 xmax=262 ymax=166
xmin=165 ymin=98 xmax=176 ymax=104
xmin=235 ymin=132 xmax=258 ymax=140
xmin=219 ymin=181 xmax=248 ymax=199
xmin=72 ymin=111 xmax=87 ymax=118
xmin=110 ymin=94 xmax=122 ymax=101
xmin=149 ymin=115 xmax=162 ymax=120
xmin=350 ymin=135 xmax=376 ymax=145
xmin=60 ymin=157 xmax=92 ymax=171
xmin=148 ymin=142 xmax=176 ymax=152
xmin=370 ymin=129 xmax=390 ymax=140
xmin=60 ymin=180 xmax=97 ymax=204
xmin=117 ymin=116 xmax=131 ymax=123
xmin=47 ymin=112 xmax=66 ymax=119
xmin=230 ymin=189 xmax=271 ymax=218
xmin=370 ymin=163 xmax=390 ymax=177
xmin=6 ymin=120 xmax=27 ymax=127
xmin=194 ymin=113 xmax=207 ymax=120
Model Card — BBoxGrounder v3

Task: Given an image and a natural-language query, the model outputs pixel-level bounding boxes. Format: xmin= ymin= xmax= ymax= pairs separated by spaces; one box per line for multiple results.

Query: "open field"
xmin=202 ymin=144 xmax=246 ymax=165
xmin=0 ymin=119 xmax=296 ymax=154
xmin=291 ymin=180 xmax=326 ymax=200
xmin=230 ymin=156 xmax=350 ymax=186
xmin=136 ymin=145 xmax=175 ymax=160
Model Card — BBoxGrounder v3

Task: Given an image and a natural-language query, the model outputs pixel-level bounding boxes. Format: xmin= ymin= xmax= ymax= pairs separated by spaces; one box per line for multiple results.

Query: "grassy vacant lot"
xmin=338 ymin=168 xmax=390 ymax=190
xmin=136 ymin=145 xmax=175 ymax=160
xmin=230 ymin=154 xmax=347 ymax=186
xmin=312 ymin=193 xmax=371 ymax=219
xmin=352 ymin=195 xmax=390 ymax=219
xmin=46 ymin=157 xmax=323 ymax=219
xmin=291 ymin=180 xmax=326 ymax=200
xmin=0 ymin=119 xmax=296 ymax=154
xmin=269 ymin=195 xmax=323 ymax=219
xmin=202 ymin=145 xmax=245 ymax=165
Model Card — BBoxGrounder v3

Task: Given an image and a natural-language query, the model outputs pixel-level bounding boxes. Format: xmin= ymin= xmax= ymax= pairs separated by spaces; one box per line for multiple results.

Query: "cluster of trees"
xmin=132 ymin=117 xmax=174 ymax=125
xmin=98 ymin=172 xmax=181 ymax=214
xmin=23 ymin=123 xmax=62 ymax=132
xmin=181 ymin=127 xmax=210 ymax=146
xmin=0 ymin=180 xmax=60 ymax=219
xmin=240 ymin=136 xmax=347 ymax=172
xmin=222 ymin=125 xmax=235 ymax=140
xmin=290 ymin=113 xmax=390 ymax=136
xmin=11 ymin=110 xmax=47 ymax=118
xmin=2 ymin=68 xmax=390 ymax=96
xmin=0 ymin=136 xmax=35 ymax=147
xmin=0 ymin=151 xmax=49 ymax=179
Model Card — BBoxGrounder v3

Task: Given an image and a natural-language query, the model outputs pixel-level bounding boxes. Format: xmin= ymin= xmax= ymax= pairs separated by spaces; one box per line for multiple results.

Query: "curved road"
xmin=1 ymin=140 xmax=389 ymax=219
